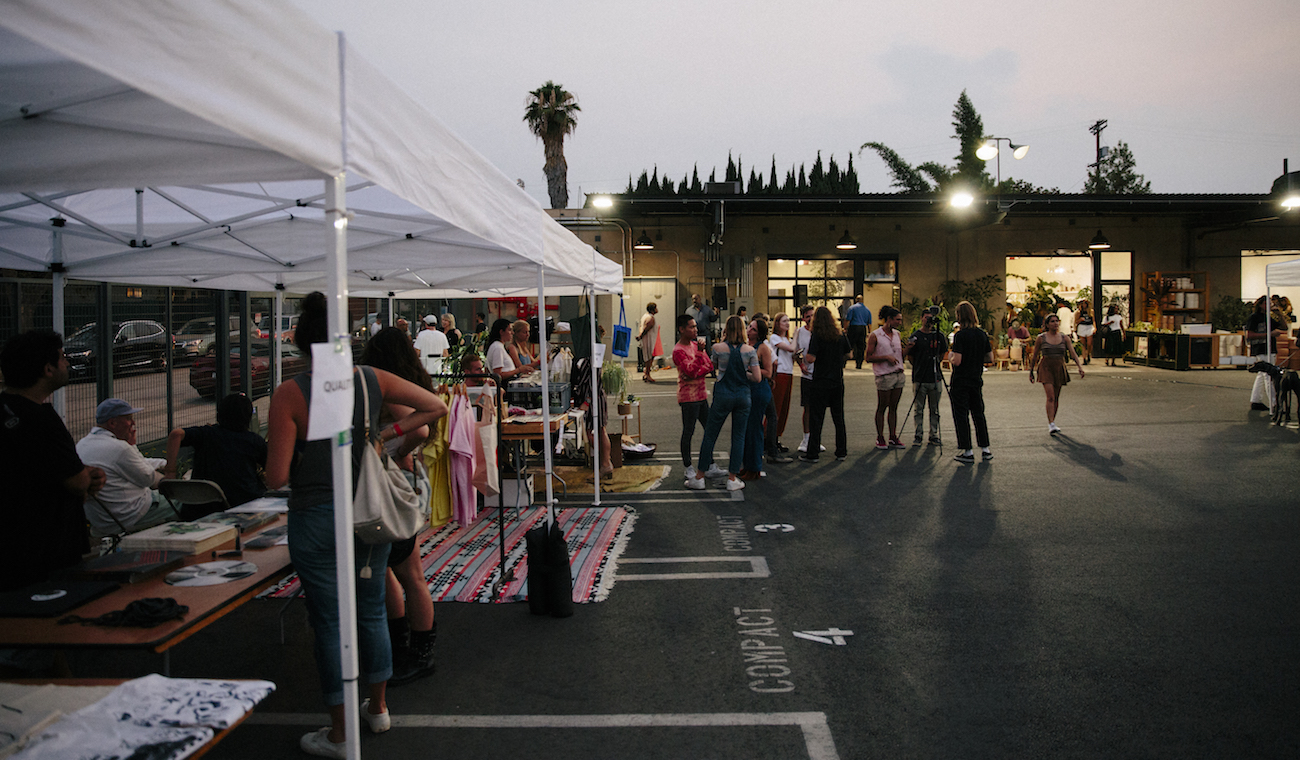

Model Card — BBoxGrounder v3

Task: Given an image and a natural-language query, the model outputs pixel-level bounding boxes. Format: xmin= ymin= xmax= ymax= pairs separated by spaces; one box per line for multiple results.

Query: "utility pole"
xmin=1088 ymin=119 xmax=1108 ymax=191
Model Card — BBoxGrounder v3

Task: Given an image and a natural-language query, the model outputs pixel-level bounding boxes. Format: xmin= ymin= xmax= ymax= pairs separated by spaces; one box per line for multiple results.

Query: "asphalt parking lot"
xmin=79 ymin=361 xmax=1298 ymax=759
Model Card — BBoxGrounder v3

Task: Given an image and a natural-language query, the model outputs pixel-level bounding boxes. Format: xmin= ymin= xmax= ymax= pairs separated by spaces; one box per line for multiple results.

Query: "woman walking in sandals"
xmin=638 ymin=302 xmax=658 ymax=382
xmin=1030 ymin=312 xmax=1086 ymax=435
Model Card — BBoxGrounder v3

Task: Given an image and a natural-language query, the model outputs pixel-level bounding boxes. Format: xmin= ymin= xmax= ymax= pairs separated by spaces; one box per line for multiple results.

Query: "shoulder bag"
xmin=353 ymin=367 xmax=425 ymax=544
xmin=611 ymin=300 xmax=631 ymax=357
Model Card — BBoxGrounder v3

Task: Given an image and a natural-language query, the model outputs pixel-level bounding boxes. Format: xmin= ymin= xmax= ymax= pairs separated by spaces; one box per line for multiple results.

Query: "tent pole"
xmin=51 ymin=225 xmax=65 ymax=418
xmin=537 ymin=265 xmax=556 ymax=526
xmin=590 ymin=289 xmax=601 ymax=507
xmin=272 ymin=286 xmax=284 ymax=390
xmin=326 ymin=173 xmax=362 ymax=760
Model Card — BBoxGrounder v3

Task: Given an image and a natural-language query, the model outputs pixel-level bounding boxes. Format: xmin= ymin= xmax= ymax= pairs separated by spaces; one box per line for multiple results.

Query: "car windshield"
xmin=178 ymin=318 xmax=216 ymax=334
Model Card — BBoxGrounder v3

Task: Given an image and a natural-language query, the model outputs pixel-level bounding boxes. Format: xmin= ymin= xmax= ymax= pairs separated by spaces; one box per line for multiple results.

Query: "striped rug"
xmin=260 ymin=505 xmax=636 ymax=604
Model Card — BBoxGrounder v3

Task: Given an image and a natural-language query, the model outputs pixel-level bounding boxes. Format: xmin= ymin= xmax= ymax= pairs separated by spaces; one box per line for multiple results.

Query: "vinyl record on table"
xmin=165 ymin=560 xmax=259 ymax=586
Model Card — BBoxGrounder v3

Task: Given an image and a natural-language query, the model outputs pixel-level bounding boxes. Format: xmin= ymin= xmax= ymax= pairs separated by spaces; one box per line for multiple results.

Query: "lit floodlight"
xmin=1282 ymin=194 xmax=1300 ymax=210
xmin=950 ymin=192 xmax=975 ymax=208
xmin=976 ymin=142 xmax=998 ymax=161
xmin=592 ymin=195 xmax=614 ymax=209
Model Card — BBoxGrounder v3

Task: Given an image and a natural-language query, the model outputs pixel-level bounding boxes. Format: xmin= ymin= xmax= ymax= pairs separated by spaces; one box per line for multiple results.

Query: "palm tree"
xmin=523 ymin=81 xmax=581 ymax=209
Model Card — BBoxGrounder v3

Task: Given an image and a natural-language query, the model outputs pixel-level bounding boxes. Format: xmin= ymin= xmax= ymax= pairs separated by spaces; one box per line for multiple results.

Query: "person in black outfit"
xmin=947 ymin=301 xmax=993 ymax=464
xmin=800 ymin=306 xmax=852 ymax=462
xmin=163 ymin=393 xmax=268 ymax=514
xmin=0 ymin=330 xmax=105 ymax=592
xmin=906 ymin=308 xmax=949 ymax=446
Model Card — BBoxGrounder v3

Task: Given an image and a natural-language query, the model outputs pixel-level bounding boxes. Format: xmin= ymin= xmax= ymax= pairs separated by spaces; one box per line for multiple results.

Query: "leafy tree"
xmin=862 ymin=90 xmax=1040 ymax=194
xmin=1084 ymin=140 xmax=1151 ymax=194
xmin=996 ymin=178 xmax=1060 ymax=194
xmin=523 ymin=81 xmax=580 ymax=209
xmin=950 ymin=90 xmax=991 ymax=189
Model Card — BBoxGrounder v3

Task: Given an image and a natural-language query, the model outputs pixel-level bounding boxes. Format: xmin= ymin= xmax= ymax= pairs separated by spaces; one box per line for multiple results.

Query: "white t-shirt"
xmin=1056 ymin=306 xmax=1075 ymax=336
xmin=486 ymin=340 xmax=515 ymax=375
xmin=76 ymin=427 xmax=165 ymax=533
xmin=413 ymin=328 xmax=450 ymax=375
xmin=768 ymin=333 xmax=795 ymax=375
xmin=795 ymin=326 xmax=814 ymax=379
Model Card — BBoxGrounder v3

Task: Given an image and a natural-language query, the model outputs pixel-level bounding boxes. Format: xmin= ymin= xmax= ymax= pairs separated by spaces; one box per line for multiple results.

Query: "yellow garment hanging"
xmin=422 ymin=392 xmax=453 ymax=527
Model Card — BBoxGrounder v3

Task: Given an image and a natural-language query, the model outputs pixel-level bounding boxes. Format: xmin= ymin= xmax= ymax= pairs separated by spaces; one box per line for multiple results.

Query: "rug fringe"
xmin=592 ymin=505 xmax=638 ymax=602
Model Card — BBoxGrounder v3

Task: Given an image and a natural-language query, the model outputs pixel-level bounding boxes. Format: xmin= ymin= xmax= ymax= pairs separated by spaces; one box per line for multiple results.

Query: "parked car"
xmin=172 ymin=315 xmax=265 ymax=364
xmin=257 ymin=314 xmax=298 ymax=344
xmin=64 ymin=320 xmax=169 ymax=377
xmin=188 ymin=341 xmax=307 ymax=399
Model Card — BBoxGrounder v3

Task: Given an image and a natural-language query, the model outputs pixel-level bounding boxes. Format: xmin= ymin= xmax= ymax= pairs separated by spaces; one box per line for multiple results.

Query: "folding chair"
xmin=158 ymin=479 xmax=230 ymax=522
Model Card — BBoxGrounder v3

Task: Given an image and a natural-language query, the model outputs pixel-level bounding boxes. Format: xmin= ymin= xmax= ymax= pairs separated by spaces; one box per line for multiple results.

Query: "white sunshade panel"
xmin=0 ymin=182 xmax=623 ymax=294
xmin=0 ymin=6 xmax=341 ymax=190
xmin=1265 ymin=259 xmax=1300 ymax=288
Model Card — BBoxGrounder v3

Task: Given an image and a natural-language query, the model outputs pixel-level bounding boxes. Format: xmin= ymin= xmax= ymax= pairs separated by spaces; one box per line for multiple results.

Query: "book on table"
xmin=195 ymin=510 xmax=278 ymax=534
xmin=65 ymin=550 xmax=188 ymax=583
xmin=118 ymin=522 xmax=238 ymax=555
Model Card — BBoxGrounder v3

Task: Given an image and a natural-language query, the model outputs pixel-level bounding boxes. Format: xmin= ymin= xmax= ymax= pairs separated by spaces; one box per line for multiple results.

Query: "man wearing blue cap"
xmin=76 ymin=398 xmax=174 ymax=535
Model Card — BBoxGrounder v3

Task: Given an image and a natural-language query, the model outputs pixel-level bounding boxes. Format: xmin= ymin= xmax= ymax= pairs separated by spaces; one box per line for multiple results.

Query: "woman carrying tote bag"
xmin=265 ymin=292 xmax=447 ymax=757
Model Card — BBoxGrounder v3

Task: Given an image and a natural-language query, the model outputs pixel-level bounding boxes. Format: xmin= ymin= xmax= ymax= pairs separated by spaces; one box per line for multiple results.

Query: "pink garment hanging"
xmin=448 ymin=393 xmax=478 ymax=525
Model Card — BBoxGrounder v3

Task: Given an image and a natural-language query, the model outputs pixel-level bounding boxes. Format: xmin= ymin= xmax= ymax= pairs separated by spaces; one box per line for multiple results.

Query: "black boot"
xmin=389 ymin=621 xmax=436 ymax=687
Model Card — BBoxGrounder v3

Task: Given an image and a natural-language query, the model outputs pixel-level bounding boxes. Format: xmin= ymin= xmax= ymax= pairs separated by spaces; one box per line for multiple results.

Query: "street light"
xmin=977 ymin=136 xmax=1029 ymax=188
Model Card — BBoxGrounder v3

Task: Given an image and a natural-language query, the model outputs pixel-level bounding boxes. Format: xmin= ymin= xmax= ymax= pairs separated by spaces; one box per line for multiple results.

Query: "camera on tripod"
xmin=922 ymin=305 xmax=941 ymax=328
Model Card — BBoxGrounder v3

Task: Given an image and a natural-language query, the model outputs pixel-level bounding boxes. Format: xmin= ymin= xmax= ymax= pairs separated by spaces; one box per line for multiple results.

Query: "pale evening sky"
xmin=294 ymin=0 xmax=1299 ymax=206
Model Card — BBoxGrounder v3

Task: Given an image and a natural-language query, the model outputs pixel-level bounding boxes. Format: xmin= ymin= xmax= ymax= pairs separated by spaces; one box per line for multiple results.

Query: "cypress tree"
xmin=691 ymin=164 xmax=702 ymax=194
xmin=769 ymin=157 xmax=779 ymax=196
xmin=634 ymin=170 xmax=649 ymax=195
xmin=725 ymin=152 xmax=737 ymax=182
xmin=844 ymin=153 xmax=859 ymax=194
xmin=809 ymin=151 xmax=826 ymax=194
xmin=797 ymin=165 xmax=808 ymax=194
xmin=648 ymin=166 xmax=660 ymax=194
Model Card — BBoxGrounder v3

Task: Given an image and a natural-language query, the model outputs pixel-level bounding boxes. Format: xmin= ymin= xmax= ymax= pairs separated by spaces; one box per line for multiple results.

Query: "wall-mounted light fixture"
xmin=1088 ymin=229 xmax=1111 ymax=250
xmin=591 ymin=195 xmax=614 ymax=209
xmin=634 ymin=231 xmax=654 ymax=249
xmin=836 ymin=229 xmax=858 ymax=250
xmin=950 ymin=191 xmax=974 ymax=208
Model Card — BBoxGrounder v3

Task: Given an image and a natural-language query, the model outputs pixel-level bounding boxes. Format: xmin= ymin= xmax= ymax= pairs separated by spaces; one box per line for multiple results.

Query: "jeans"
xmin=912 ymin=382 xmax=941 ymax=439
xmin=288 ymin=502 xmax=392 ymax=706
xmin=948 ymin=381 xmax=989 ymax=450
xmin=744 ymin=379 xmax=773 ymax=472
xmin=807 ymin=382 xmax=847 ymax=459
xmin=698 ymin=382 xmax=752 ymax=475
xmin=679 ymin=399 xmax=709 ymax=467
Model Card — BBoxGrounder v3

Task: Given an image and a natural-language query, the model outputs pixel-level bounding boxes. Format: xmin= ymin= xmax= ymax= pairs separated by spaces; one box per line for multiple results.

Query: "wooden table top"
xmin=0 ymin=516 xmax=292 ymax=653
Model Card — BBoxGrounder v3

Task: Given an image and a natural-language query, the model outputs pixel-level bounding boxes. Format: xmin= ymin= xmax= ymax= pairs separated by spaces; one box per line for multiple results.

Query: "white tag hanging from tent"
xmin=308 ymin=340 xmax=354 ymax=442
xmin=593 ymin=342 xmax=606 ymax=367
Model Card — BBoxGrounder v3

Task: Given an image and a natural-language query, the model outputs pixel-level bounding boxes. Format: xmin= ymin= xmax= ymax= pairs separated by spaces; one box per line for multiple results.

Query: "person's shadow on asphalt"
xmin=1046 ymin=432 xmax=1127 ymax=482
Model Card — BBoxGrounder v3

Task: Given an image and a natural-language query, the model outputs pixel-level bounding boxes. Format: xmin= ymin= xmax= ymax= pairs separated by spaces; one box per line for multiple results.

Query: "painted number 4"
xmin=793 ymin=628 xmax=853 ymax=645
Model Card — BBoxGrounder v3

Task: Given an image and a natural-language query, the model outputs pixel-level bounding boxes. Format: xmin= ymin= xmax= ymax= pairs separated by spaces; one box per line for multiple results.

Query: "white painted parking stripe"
xmin=615 ymin=555 xmax=770 ymax=580
xmin=247 ymin=711 xmax=839 ymax=759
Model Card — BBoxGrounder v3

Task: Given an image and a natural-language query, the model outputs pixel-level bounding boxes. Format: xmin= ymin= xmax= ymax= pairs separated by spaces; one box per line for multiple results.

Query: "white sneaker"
xmin=703 ymin=464 xmax=728 ymax=479
xmin=797 ymin=434 xmax=810 ymax=452
xmin=725 ymin=477 xmax=746 ymax=491
xmin=361 ymin=698 xmax=390 ymax=733
xmin=301 ymin=728 xmax=346 ymax=759
xmin=1049 ymin=422 xmax=1060 ymax=435
xmin=684 ymin=475 xmax=706 ymax=490
xmin=820 ymin=444 xmax=826 ymax=452
xmin=684 ymin=465 xmax=697 ymax=480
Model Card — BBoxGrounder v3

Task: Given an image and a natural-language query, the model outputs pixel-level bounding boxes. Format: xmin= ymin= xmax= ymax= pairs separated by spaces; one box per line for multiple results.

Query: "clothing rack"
xmin=428 ymin=371 xmax=514 ymax=599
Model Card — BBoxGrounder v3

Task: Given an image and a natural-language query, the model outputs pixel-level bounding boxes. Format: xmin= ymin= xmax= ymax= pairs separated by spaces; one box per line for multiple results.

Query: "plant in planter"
xmin=602 ymin=362 xmax=630 ymax=413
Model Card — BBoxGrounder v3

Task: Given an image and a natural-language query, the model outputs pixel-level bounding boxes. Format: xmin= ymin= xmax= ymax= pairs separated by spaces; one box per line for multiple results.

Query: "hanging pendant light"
xmin=836 ymin=229 xmax=858 ymax=250
xmin=1088 ymin=229 xmax=1111 ymax=250
xmin=634 ymin=231 xmax=654 ymax=249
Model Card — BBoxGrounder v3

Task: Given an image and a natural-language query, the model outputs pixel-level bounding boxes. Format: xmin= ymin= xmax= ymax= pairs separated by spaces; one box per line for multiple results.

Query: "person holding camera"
xmin=864 ymin=305 xmax=907 ymax=450
xmin=906 ymin=307 xmax=949 ymax=446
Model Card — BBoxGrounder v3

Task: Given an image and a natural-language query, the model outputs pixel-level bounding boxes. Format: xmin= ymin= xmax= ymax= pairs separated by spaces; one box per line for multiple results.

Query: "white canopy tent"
xmin=1 ymin=2 xmax=618 ymax=755
xmin=1263 ymin=258 xmax=1300 ymax=363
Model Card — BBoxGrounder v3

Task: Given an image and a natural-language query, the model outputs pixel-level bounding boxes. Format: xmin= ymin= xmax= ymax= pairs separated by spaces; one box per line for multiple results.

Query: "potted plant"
xmin=602 ymin=362 xmax=631 ymax=415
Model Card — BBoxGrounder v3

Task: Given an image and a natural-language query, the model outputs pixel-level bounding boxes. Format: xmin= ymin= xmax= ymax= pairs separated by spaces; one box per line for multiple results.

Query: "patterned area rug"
xmin=260 ymin=505 xmax=636 ymax=604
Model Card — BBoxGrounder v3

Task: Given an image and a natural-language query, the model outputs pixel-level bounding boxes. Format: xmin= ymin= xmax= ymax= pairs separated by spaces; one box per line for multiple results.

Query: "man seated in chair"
xmin=77 ymin=399 xmax=174 ymax=536
xmin=164 ymin=393 xmax=267 ymax=517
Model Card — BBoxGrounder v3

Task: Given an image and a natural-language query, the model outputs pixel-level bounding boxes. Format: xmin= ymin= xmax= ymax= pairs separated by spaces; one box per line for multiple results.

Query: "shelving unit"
xmin=1141 ymin=271 xmax=1209 ymax=330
